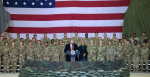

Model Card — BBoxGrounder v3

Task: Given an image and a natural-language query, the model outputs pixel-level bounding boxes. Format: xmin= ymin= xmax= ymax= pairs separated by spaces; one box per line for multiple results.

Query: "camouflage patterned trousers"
xmin=43 ymin=57 xmax=51 ymax=61
xmin=132 ymin=55 xmax=140 ymax=69
xmin=19 ymin=56 xmax=25 ymax=71
xmin=27 ymin=56 xmax=34 ymax=60
xmin=140 ymin=57 xmax=149 ymax=70
xmin=115 ymin=56 xmax=124 ymax=60
xmin=106 ymin=55 xmax=115 ymax=61
xmin=11 ymin=57 xmax=18 ymax=72
xmin=97 ymin=56 xmax=105 ymax=61
xmin=51 ymin=57 xmax=59 ymax=61
xmin=2 ymin=56 xmax=10 ymax=72
xmin=124 ymin=57 xmax=132 ymax=70
xmin=88 ymin=55 xmax=96 ymax=61
xmin=60 ymin=56 xmax=66 ymax=61
xmin=36 ymin=57 xmax=43 ymax=61
xmin=0 ymin=57 xmax=1 ymax=72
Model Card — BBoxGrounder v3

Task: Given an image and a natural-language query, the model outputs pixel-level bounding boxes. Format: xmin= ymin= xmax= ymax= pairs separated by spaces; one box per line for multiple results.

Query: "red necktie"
xmin=71 ymin=45 xmax=73 ymax=51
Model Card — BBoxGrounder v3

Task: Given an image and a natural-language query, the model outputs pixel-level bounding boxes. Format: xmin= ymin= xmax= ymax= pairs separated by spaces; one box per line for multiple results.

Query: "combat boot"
xmin=7 ymin=71 xmax=9 ymax=73
xmin=140 ymin=70 xmax=143 ymax=72
xmin=146 ymin=70 xmax=148 ymax=73
xmin=4 ymin=71 xmax=6 ymax=73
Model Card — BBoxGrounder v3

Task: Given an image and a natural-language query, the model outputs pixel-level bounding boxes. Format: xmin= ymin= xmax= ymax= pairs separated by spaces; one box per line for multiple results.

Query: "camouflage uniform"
xmin=0 ymin=46 xmax=2 ymax=72
xmin=0 ymin=41 xmax=5 ymax=46
xmin=61 ymin=38 xmax=69 ymax=45
xmin=124 ymin=45 xmax=133 ymax=71
xmin=132 ymin=45 xmax=140 ymax=71
xmin=53 ymin=38 xmax=59 ymax=45
xmin=59 ymin=45 xmax=66 ymax=61
xmin=93 ymin=37 xmax=99 ymax=46
xmin=34 ymin=45 xmax=43 ymax=61
xmin=26 ymin=45 xmax=34 ymax=60
xmin=77 ymin=42 xmax=81 ymax=47
xmin=2 ymin=46 xmax=10 ymax=72
xmin=115 ymin=46 xmax=124 ymax=60
xmin=14 ymin=38 xmax=20 ymax=46
xmin=18 ymin=45 xmax=25 ymax=71
xmin=32 ymin=42 xmax=37 ymax=48
xmin=6 ymin=38 xmax=11 ymax=44
xmin=40 ymin=42 xmax=45 ymax=48
xmin=72 ymin=36 xmax=80 ymax=44
xmin=87 ymin=44 xmax=97 ymax=61
xmin=51 ymin=45 xmax=60 ymax=61
xmin=105 ymin=45 xmax=116 ymax=61
xmin=111 ymin=38 xmax=116 ymax=44
xmin=9 ymin=46 xmax=19 ymax=72
xmin=42 ymin=46 xmax=52 ymax=61
xmin=24 ymin=38 xmax=31 ymax=45
xmin=43 ymin=37 xmax=51 ymax=44
xmin=113 ymin=42 xmax=119 ymax=47
xmin=130 ymin=37 xmax=139 ymax=44
xmin=140 ymin=47 xmax=150 ymax=71
xmin=139 ymin=37 xmax=147 ymax=46
xmin=102 ymin=38 xmax=107 ymax=46
xmin=83 ymin=38 xmax=90 ymax=46
xmin=97 ymin=45 xmax=106 ymax=61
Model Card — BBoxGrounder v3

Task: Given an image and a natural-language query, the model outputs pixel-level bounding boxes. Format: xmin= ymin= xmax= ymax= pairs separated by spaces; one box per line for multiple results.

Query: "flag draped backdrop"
xmin=3 ymin=0 xmax=130 ymax=40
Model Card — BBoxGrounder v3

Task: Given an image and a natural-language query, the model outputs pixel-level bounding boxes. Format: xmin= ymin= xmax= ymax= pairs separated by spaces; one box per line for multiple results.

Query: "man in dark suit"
xmin=78 ymin=41 xmax=87 ymax=61
xmin=64 ymin=39 xmax=78 ymax=61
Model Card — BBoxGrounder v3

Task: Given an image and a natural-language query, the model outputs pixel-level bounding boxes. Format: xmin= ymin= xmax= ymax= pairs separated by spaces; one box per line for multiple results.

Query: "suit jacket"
xmin=64 ymin=43 xmax=78 ymax=61
xmin=78 ymin=45 xmax=88 ymax=60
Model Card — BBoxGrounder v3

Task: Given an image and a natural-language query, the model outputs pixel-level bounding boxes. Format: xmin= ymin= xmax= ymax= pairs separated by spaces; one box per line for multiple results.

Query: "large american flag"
xmin=3 ymin=0 xmax=130 ymax=40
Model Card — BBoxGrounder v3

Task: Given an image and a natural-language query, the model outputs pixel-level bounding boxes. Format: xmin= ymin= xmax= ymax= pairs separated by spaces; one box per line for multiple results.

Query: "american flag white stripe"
xmin=5 ymin=7 xmax=128 ymax=14
xmin=9 ymin=20 xmax=123 ymax=27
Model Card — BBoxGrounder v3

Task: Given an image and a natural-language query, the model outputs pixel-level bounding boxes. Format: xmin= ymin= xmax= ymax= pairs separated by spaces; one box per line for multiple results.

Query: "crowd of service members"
xmin=0 ymin=32 xmax=150 ymax=73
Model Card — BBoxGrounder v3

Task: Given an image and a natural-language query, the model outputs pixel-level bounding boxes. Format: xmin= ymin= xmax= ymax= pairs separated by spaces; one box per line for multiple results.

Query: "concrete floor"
xmin=0 ymin=73 xmax=150 ymax=77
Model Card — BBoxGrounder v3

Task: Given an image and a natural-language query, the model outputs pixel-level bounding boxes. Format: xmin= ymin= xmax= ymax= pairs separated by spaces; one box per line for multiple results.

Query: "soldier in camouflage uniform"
xmin=77 ymin=38 xmax=83 ymax=47
xmin=105 ymin=41 xmax=116 ymax=61
xmin=18 ymin=41 xmax=25 ymax=71
xmin=140 ymin=42 xmax=150 ymax=72
xmin=34 ymin=41 xmax=43 ymax=61
xmin=8 ymin=37 xmax=14 ymax=47
xmin=83 ymin=33 xmax=90 ymax=46
xmin=140 ymin=32 xmax=147 ymax=46
xmin=107 ymin=37 xmax=111 ymax=45
xmin=124 ymin=40 xmax=133 ymax=71
xmin=49 ymin=39 xmax=54 ymax=47
xmin=6 ymin=33 xmax=12 ymax=44
xmin=87 ymin=40 xmax=97 ymax=61
xmin=2 ymin=42 xmax=10 ymax=73
xmin=24 ymin=34 xmax=31 ymax=46
xmin=132 ymin=40 xmax=140 ymax=72
xmin=0 ymin=36 xmax=5 ymax=46
xmin=43 ymin=33 xmax=51 ymax=44
xmin=32 ymin=38 xmax=37 ymax=47
xmin=93 ymin=32 xmax=99 ymax=46
xmin=129 ymin=33 xmax=139 ymax=44
xmin=14 ymin=33 xmax=20 ymax=46
xmin=115 ymin=42 xmax=124 ymax=60
xmin=9 ymin=42 xmax=19 ymax=73
xmin=113 ymin=38 xmax=119 ymax=47
xmin=33 ymin=34 xmax=38 ymax=43
xmin=61 ymin=33 xmax=70 ymax=45
xmin=72 ymin=31 xmax=80 ymax=44
xmin=122 ymin=39 xmax=127 ymax=47
xmin=102 ymin=33 xmax=108 ymax=46
xmin=111 ymin=33 xmax=117 ymax=44
xmin=0 ymin=42 xmax=3 ymax=73
xmin=53 ymin=34 xmax=59 ymax=45
xmin=120 ymin=34 xmax=126 ymax=43
xmin=26 ymin=41 xmax=34 ymax=60
xmin=51 ymin=41 xmax=60 ymax=61
xmin=40 ymin=38 xmax=45 ymax=48
xmin=97 ymin=40 xmax=106 ymax=61
xmin=59 ymin=42 xmax=66 ymax=61
xmin=43 ymin=42 xmax=52 ymax=61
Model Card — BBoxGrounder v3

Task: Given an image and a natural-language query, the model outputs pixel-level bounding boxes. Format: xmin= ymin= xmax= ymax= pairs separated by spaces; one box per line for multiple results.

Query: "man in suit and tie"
xmin=78 ymin=41 xmax=87 ymax=61
xmin=64 ymin=39 xmax=78 ymax=61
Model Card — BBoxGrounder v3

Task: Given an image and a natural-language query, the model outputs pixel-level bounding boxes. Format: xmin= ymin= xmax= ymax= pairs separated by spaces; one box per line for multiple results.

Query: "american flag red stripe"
xmin=10 ymin=13 xmax=124 ymax=21
xmin=4 ymin=0 xmax=130 ymax=40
